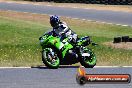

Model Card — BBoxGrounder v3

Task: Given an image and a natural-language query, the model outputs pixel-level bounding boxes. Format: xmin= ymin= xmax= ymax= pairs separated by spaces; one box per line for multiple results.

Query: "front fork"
xmin=49 ymin=48 xmax=54 ymax=57
xmin=43 ymin=48 xmax=55 ymax=59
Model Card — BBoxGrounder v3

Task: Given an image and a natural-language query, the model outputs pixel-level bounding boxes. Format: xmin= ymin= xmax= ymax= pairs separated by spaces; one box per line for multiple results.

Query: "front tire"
xmin=42 ymin=48 xmax=60 ymax=69
xmin=80 ymin=48 xmax=96 ymax=68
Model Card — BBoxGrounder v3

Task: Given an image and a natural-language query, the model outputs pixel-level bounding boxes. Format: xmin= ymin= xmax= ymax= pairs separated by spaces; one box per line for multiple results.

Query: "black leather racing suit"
xmin=52 ymin=22 xmax=78 ymax=44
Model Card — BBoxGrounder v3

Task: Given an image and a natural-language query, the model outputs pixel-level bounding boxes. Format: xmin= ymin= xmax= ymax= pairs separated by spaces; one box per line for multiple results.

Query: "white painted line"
xmin=34 ymin=3 xmax=41 ymax=6
xmin=73 ymin=7 xmax=78 ymax=9
xmin=87 ymin=20 xmax=93 ymax=22
xmin=23 ymin=12 xmax=29 ymax=14
xmin=0 ymin=67 xmax=31 ymax=69
xmin=100 ymin=22 xmax=106 ymax=24
xmin=18 ymin=3 xmax=28 ymax=5
xmin=58 ymin=6 xmax=65 ymax=8
xmin=122 ymin=66 xmax=132 ymax=67
xmin=47 ymin=5 xmax=52 ymax=6
xmin=5 ymin=2 xmax=14 ymax=4
xmin=116 ymin=24 xmax=122 ymax=26
xmin=95 ymin=66 xmax=120 ymax=68
xmin=104 ymin=22 xmax=113 ymax=25
xmin=82 ymin=19 xmax=86 ymax=20
xmin=61 ymin=6 xmax=65 ymax=7
xmin=95 ymin=66 xmax=132 ymax=68
xmin=122 ymin=25 xmax=129 ymax=27
xmin=84 ymin=8 xmax=91 ymax=10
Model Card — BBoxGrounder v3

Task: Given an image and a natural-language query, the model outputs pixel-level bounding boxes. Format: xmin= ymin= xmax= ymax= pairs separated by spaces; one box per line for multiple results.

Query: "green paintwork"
xmin=61 ymin=38 xmax=73 ymax=58
xmin=40 ymin=33 xmax=73 ymax=59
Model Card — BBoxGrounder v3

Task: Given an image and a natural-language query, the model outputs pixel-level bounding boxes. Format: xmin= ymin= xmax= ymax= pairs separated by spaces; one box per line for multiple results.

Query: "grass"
xmin=0 ymin=16 xmax=47 ymax=66
xmin=0 ymin=10 xmax=132 ymax=67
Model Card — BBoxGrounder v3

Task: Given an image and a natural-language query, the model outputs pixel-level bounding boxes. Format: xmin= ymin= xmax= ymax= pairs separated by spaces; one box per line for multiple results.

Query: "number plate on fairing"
xmin=59 ymin=42 xmax=64 ymax=50
xmin=82 ymin=53 xmax=90 ymax=56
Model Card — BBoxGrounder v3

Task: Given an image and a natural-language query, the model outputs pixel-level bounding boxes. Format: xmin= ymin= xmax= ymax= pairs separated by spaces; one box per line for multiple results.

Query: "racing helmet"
xmin=50 ymin=15 xmax=60 ymax=28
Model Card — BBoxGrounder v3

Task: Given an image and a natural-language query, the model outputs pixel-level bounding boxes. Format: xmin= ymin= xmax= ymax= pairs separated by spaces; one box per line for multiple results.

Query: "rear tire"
xmin=42 ymin=48 xmax=60 ymax=69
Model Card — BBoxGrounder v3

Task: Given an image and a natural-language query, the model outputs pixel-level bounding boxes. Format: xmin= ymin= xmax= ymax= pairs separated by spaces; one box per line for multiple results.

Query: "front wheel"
xmin=42 ymin=48 xmax=60 ymax=69
xmin=79 ymin=48 xmax=96 ymax=68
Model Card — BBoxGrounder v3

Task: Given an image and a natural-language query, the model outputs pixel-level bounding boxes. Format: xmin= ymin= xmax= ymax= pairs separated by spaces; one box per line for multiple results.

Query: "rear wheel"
xmin=42 ymin=48 xmax=60 ymax=69
xmin=80 ymin=48 xmax=96 ymax=68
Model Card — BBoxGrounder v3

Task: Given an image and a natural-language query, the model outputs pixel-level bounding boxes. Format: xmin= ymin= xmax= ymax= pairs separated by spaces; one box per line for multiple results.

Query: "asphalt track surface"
xmin=0 ymin=2 xmax=132 ymax=26
xmin=0 ymin=67 xmax=131 ymax=88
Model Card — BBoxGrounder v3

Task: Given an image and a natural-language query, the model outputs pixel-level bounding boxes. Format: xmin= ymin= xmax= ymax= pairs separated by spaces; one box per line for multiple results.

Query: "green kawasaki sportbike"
xmin=39 ymin=31 xmax=96 ymax=69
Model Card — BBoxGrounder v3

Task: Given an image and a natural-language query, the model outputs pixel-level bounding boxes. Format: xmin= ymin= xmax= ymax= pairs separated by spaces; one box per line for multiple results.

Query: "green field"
xmin=0 ymin=12 xmax=132 ymax=67
xmin=0 ymin=16 xmax=46 ymax=66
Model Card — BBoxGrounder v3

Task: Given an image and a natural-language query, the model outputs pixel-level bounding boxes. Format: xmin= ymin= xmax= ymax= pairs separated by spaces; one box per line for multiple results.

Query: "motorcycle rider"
xmin=50 ymin=15 xmax=78 ymax=58
xmin=50 ymin=15 xmax=78 ymax=44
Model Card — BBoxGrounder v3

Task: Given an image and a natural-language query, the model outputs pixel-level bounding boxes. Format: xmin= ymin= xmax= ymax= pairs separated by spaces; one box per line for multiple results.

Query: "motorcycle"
xmin=39 ymin=31 xmax=97 ymax=69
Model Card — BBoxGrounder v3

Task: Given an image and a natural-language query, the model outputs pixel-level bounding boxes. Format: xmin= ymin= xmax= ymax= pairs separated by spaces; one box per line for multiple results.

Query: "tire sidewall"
xmin=42 ymin=48 xmax=60 ymax=69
